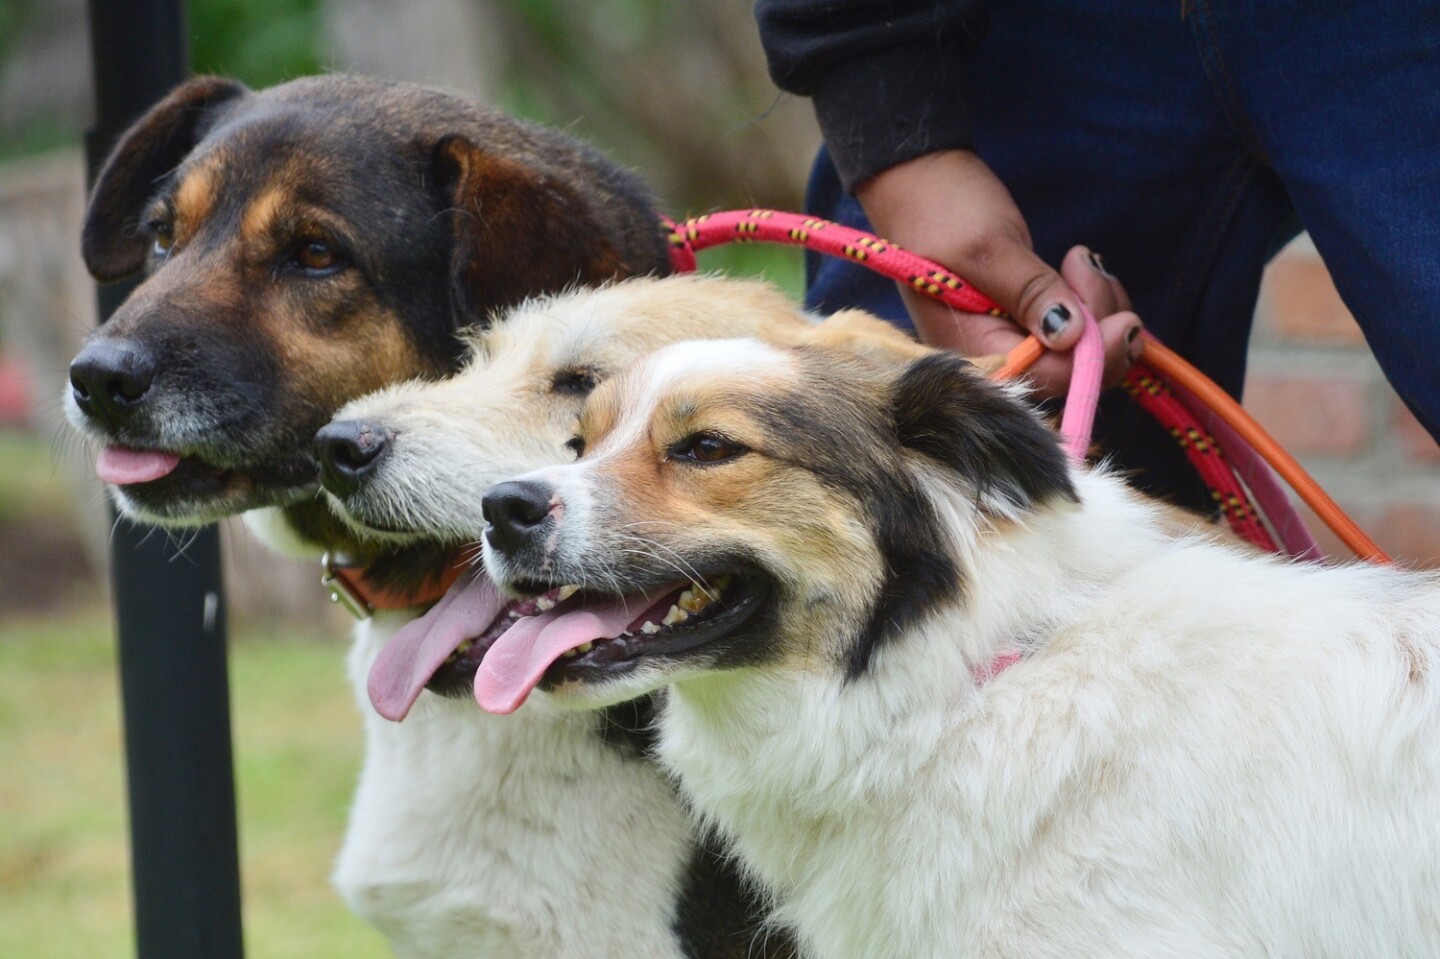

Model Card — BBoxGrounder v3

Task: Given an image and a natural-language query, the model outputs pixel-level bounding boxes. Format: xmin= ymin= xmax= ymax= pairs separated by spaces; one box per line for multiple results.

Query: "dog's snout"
xmin=316 ymin=420 xmax=391 ymax=497
xmin=483 ymin=480 xmax=556 ymax=555
xmin=69 ymin=339 xmax=157 ymax=427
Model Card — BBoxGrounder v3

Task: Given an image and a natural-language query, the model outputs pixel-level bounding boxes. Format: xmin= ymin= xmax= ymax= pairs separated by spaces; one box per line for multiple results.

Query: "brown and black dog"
xmin=71 ymin=72 xmax=667 ymax=557
xmin=69 ymin=75 xmax=783 ymax=959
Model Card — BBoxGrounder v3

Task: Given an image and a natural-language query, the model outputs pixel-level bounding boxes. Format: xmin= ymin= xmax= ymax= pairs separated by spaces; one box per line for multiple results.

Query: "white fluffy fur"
xmin=659 ymin=468 xmax=1440 ymax=958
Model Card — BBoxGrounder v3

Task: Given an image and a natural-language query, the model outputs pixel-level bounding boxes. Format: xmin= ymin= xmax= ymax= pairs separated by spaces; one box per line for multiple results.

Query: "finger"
xmin=951 ymin=234 xmax=1088 ymax=352
xmin=1060 ymin=245 xmax=1132 ymax=314
xmin=1098 ymin=310 xmax=1145 ymax=389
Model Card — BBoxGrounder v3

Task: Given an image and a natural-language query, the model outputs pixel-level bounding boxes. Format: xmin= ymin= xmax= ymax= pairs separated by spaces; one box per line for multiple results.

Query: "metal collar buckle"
xmin=321 ymin=552 xmax=372 ymax=621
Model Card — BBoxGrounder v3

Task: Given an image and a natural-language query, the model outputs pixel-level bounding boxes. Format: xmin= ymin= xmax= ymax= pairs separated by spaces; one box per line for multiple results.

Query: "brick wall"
xmin=1243 ymin=235 xmax=1440 ymax=567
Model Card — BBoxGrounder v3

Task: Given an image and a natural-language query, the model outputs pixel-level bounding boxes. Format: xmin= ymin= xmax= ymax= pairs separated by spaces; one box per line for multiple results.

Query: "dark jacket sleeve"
xmin=754 ymin=0 xmax=987 ymax=193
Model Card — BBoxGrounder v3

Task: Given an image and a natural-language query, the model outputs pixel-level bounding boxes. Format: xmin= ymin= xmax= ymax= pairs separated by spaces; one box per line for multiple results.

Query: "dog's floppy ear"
xmin=891 ymin=352 xmax=1077 ymax=514
xmin=431 ymin=135 xmax=634 ymax=329
xmin=83 ymin=76 xmax=248 ymax=282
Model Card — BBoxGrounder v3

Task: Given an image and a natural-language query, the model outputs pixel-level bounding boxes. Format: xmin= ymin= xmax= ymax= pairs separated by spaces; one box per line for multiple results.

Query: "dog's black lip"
xmin=518 ymin=571 xmax=773 ymax=688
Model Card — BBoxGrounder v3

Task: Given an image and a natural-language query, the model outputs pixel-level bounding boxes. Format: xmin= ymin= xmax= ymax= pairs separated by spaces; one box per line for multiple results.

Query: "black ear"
xmin=891 ymin=353 xmax=1077 ymax=514
xmin=82 ymin=76 xmax=248 ymax=282
xmin=430 ymin=135 xmax=641 ymax=330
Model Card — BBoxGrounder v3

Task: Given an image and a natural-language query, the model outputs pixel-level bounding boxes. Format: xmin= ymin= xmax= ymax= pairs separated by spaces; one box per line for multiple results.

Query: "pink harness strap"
xmin=972 ymin=650 xmax=1023 ymax=685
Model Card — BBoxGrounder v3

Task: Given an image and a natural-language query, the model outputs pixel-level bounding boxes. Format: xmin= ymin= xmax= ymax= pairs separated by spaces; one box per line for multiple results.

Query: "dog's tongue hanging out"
xmin=95 ymin=445 xmax=180 ymax=485
xmin=366 ymin=574 xmax=505 ymax=721
xmin=367 ymin=570 xmax=671 ymax=718
xmin=475 ymin=592 xmax=667 ymax=715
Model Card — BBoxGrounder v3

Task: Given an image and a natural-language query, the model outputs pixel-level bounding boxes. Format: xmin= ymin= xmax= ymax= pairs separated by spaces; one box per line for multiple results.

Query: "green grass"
xmin=0 ymin=609 xmax=391 ymax=959
xmin=693 ymin=243 xmax=806 ymax=301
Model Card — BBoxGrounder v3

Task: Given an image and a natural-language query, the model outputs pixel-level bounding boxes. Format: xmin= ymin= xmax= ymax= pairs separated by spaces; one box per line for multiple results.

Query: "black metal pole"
xmin=84 ymin=2 xmax=245 ymax=957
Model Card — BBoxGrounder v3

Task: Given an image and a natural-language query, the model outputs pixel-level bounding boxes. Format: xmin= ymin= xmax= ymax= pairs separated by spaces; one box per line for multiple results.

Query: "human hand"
xmin=855 ymin=149 xmax=1144 ymax=396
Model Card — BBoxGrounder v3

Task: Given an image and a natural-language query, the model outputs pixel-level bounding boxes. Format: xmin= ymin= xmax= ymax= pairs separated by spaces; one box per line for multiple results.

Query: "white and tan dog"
xmin=456 ymin=282 xmax=1440 ymax=958
xmin=314 ymin=275 xmax=925 ymax=957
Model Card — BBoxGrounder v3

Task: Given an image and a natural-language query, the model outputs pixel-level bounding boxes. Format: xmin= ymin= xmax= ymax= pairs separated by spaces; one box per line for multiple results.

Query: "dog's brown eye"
xmin=552 ymin=369 xmax=598 ymax=397
xmin=148 ymin=219 xmax=175 ymax=257
xmin=565 ymin=436 xmax=586 ymax=459
xmin=294 ymin=240 xmax=343 ymax=274
xmin=669 ymin=432 xmax=746 ymax=465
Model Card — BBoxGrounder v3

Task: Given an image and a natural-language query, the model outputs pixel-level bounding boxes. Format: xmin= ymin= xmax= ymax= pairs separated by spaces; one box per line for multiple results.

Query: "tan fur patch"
xmin=261 ymin=298 xmax=429 ymax=414
xmin=172 ymin=164 xmax=217 ymax=246
xmin=240 ymin=187 xmax=286 ymax=246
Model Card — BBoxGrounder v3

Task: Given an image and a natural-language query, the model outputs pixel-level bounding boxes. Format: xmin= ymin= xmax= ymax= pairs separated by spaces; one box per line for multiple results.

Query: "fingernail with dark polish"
xmin=1126 ymin=325 xmax=1141 ymax=344
xmin=1042 ymin=304 xmax=1072 ymax=338
xmin=1088 ymin=251 xmax=1114 ymax=278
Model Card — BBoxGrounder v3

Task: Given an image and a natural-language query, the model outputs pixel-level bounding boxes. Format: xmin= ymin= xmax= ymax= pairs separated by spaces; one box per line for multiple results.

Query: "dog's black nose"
xmin=316 ymin=420 xmax=390 ymax=497
xmin=69 ymin=339 xmax=157 ymax=427
xmin=483 ymin=480 xmax=555 ymax=555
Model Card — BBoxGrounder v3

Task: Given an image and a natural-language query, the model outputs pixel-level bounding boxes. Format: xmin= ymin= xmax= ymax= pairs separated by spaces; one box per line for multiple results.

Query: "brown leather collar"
xmin=321 ymin=552 xmax=465 ymax=620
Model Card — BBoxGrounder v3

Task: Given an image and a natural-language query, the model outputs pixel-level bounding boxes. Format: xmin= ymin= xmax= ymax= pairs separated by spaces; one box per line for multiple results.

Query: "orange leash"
xmin=1139 ymin=334 xmax=1390 ymax=564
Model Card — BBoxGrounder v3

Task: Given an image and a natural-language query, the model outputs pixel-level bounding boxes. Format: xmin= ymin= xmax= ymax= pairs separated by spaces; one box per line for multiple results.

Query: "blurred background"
xmin=1 ymin=2 xmax=1437 ymax=957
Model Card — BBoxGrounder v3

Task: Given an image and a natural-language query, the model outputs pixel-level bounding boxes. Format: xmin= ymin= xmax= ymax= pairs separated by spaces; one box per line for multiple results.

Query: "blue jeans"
xmin=803 ymin=0 xmax=1440 ymax=508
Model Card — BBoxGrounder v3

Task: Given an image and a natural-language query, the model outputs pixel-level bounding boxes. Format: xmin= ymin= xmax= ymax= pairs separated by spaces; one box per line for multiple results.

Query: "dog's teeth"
xmin=679 ymin=588 xmax=708 ymax=612
xmin=562 ymin=649 xmax=579 ymax=658
xmin=575 ymin=642 xmax=594 ymax=654
xmin=536 ymin=595 xmax=556 ymax=611
xmin=557 ymin=585 xmax=579 ymax=601
xmin=640 ymin=621 xmax=661 ymax=635
xmin=662 ymin=605 xmax=688 ymax=626
xmin=457 ymin=639 xmax=473 ymax=653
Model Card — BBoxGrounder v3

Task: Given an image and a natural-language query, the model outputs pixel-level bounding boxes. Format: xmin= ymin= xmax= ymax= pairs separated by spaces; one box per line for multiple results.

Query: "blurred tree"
xmin=191 ymin=0 xmax=326 ymax=87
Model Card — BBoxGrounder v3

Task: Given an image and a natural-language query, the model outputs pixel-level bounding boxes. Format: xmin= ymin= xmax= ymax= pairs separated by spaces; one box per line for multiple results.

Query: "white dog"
xmin=464 ymin=287 xmax=1440 ymax=958
xmin=310 ymin=276 xmax=925 ymax=957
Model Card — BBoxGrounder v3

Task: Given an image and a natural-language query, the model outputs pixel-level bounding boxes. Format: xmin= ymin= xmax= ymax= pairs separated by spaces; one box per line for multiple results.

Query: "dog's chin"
xmin=109 ymin=455 xmax=319 ymax=527
xmin=321 ymin=491 xmax=447 ymax=547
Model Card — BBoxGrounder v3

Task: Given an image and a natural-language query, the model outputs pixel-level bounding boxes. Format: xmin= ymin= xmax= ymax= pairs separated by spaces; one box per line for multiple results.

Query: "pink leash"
xmin=1058 ymin=305 xmax=1104 ymax=462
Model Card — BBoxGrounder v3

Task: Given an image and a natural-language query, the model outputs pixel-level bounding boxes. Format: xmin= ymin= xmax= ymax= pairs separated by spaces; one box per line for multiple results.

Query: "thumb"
xmin=954 ymin=236 xmax=1087 ymax=352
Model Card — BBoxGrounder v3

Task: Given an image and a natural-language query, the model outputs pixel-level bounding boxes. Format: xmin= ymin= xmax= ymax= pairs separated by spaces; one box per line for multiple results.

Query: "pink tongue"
xmin=367 ymin=573 xmax=504 ymax=721
xmin=475 ymin=590 xmax=670 ymax=715
xmin=95 ymin=446 xmax=181 ymax=485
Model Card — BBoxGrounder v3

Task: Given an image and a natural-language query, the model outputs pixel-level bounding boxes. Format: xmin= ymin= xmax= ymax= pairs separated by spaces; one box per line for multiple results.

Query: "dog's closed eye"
xmin=565 ymin=436 xmax=586 ymax=459
xmin=551 ymin=368 xmax=599 ymax=397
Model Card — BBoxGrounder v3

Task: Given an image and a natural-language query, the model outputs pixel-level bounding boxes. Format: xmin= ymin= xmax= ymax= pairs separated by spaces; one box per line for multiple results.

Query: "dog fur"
xmin=66 ymin=76 xmax=788 ymax=958
xmin=461 ymin=279 xmax=1440 ymax=959
xmin=320 ymin=275 xmax=926 ymax=957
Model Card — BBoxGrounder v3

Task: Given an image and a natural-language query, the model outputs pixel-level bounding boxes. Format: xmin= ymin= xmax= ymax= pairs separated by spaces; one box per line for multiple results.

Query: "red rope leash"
xmin=668 ymin=209 xmax=1000 ymax=315
xmin=1123 ymin=366 xmax=1279 ymax=552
